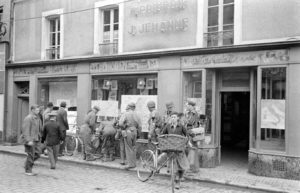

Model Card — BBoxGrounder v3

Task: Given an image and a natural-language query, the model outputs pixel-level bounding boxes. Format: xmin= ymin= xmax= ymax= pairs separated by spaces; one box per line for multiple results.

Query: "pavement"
xmin=0 ymin=144 xmax=299 ymax=193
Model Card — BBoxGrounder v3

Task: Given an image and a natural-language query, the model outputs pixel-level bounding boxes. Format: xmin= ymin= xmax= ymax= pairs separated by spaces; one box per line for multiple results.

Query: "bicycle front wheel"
xmin=137 ymin=150 xmax=155 ymax=182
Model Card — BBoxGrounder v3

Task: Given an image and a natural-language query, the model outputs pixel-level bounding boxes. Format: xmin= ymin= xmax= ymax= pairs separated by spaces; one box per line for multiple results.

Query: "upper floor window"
xmin=47 ymin=17 xmax=60 ymax=59
xmin=41 ymin=9 xmax=63 ymax=60
xmin=205 ymin=0 xmax=234 ymax=47
xmin=99 ymin=8 xmax=119 ymax=55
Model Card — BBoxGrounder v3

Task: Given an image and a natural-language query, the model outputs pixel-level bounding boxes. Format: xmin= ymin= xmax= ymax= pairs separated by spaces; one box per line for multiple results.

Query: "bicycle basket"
xmin=158 ymin=134 xmax=188 ymax=152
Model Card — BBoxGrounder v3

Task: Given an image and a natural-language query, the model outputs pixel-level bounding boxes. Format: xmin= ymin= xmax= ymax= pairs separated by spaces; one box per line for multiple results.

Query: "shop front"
xmin=181 ymin=48 xmax=300 ymax=179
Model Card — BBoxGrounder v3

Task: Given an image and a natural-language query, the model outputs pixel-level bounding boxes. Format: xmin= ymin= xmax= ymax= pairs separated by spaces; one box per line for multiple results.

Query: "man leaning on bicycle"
xmin=149 ymin=110 xmax=189 ymax=190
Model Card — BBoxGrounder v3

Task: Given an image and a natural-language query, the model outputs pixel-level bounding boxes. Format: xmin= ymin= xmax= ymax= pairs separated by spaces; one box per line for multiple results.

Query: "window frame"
xmin=257 ymin=65 xmax=288 ymax=154
xmin=41 ymin=9 xmax=64 ymax=60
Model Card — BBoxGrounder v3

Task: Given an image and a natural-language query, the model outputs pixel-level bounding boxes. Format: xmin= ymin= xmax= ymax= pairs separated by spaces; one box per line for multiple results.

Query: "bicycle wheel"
xmin=137 ymin=150 xmax=155 ymax=182
xmin=65 ymin=135 xmax=76 ymax=156
xmin=170 ymin=156 xmax=175 ymax=193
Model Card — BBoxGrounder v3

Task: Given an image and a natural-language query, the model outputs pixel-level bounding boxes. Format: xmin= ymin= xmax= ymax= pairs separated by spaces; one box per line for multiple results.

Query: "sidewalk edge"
xmin=0 ymin=149 xmax=295 ymax=193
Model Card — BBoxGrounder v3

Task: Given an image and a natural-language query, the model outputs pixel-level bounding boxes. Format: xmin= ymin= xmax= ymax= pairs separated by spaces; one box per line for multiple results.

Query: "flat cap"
xmin=187 ymin=100 xmax=196 ymax=106
xmin=165 ymin=101 xmax=174 ymax=108
xmin=147 ymin=100 xmax=156 ymax=108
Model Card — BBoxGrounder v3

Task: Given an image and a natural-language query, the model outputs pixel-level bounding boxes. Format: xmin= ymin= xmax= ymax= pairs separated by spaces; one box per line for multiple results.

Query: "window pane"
xmin=104 ymin=25 xmax=110 ymax=32
xmin=57 ymin=32 xmax=60 ymax=46
xmin=50 ymin=20 xmax=56 ymax=32
xmin=208 ymin=0 xmax=219 ymax=6
xmin=114 ymin=24 xmax=118 ymax=31
xmin=104 ymin=10 xmax=110 ymax=24
xmin=103 ymin=31 xmax=110 ymax=41
xmin=260 ymin=67 xmax=286 ymax=151
xmin=114 ymin=9 xmax=119 ymax=23
xmin=57 ymin=18 xmax=60 ymax=31
xmin=224 ymin=0 xmax=234 ymax=4
xmin=261 ymin=68 xmax=286 ymax=100
xmin=223 ymin=4 xmax=234 ymax=25
xmin=208 ymin=7 xmax=218 ymax=27
xmin=208 ymin=26 xmax=218 ymax=32
xmin=50 ymin=33 xmax=56 ymax=46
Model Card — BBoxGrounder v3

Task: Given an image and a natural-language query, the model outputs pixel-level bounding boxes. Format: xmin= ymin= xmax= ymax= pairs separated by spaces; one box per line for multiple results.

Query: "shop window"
xmin=38 ymin=77 xmax=77 ymax=132
xmin=205 ymin=0 xmax=234 ymax=47
xmin=47 ymin=17 xmax=61 ymax=59
xmin=91 ymin=74 xmax=158 ymax=139
xmin=260 ymin=67 xmax=286 ymax=151
xmin=99 ymin=8 xmax=119 ymax=55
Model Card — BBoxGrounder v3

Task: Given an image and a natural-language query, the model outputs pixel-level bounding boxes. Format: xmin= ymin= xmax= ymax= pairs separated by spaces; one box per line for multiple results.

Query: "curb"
xmin=0 ymin=149 xmax=295 ymax=193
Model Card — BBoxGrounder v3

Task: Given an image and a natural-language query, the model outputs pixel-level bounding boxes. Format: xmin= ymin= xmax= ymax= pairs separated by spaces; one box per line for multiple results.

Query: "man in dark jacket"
xmin=56 ymin=101 xmax=69 ymax=156
xmin=42 ymin=112 xmax=65 ymax=169
xmin=19 ymin=104 xmax=43 ymax=176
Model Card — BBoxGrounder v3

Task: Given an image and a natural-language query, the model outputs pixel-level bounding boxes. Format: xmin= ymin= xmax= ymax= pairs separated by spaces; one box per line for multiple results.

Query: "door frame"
xmin=216 ymin=68 xmax=255 ymax=164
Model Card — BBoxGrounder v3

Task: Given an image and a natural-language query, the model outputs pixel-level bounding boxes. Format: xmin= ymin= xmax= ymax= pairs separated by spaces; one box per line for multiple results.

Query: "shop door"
xmin=220 ymin=92 xmax=250 ymax=158
xmin=17 ymin=97 xmax=29 ymax=139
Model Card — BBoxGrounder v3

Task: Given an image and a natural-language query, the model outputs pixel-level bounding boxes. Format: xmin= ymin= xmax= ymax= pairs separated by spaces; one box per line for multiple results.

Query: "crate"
xmin=158 ymin=134 xmax=188 ymax=152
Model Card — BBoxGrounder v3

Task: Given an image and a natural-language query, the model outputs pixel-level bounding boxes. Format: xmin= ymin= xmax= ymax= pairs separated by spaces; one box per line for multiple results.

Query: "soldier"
xmin=79 ymin=106 xmax=100 ymax=161
xmin=19 ymin=105 xmax=43 ymax=176
xmin=147 ymin=101 xmax=162 ymax=142
xmin=100 ymin=118 xmax=117 ymax=162
xmin=118 ymin=102 xmax=142 ymax=170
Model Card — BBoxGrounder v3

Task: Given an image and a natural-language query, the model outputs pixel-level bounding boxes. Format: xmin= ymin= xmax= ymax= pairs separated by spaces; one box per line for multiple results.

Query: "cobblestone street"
xmin=0 ymin=153 xmax=266 ymax=193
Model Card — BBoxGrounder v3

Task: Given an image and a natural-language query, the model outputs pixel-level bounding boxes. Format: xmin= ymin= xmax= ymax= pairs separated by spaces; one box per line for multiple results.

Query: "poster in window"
xmin=108 ymin=90 xmax=117 ymax=101
xmin=111 ymin=80 xmax=118 ymax=90
xmin=261 ymin=99 xmax=285 ymax=130
xmin=145 ymin=79 xmax=153 ymax=89
xmin=103 ymin=80 xmax=110 ymax=90
xmin=91 ymin=100 xmax=119 ymax=118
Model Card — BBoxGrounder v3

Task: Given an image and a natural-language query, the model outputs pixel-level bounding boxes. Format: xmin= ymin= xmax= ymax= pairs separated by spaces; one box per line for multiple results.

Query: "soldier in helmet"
xmin=147 ymin=100 xmax=162 ymax=142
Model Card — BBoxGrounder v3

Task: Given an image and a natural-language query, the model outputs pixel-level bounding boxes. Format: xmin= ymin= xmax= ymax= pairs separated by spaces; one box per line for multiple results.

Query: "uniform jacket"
xmin=56 ymin=107 xmax=69 ymax=131
xmin=148 ymin=110 xmax=162 ymax=141
xmin=42 ymin=120 xmax=65 ymax=146
xmin=184 ymin=110 xmax=200 ymax=129
xmin=19 ymin=113 xmax=42 ymax=144
xmin=83 ymin=110 xmax=97 ymax=131
xmin=119 ymin=110 xmax=142 ymax=135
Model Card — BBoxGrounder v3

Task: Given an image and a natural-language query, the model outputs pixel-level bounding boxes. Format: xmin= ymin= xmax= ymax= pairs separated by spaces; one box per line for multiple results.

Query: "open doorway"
xmin=221 ymin=92 xmax=250 ymax=163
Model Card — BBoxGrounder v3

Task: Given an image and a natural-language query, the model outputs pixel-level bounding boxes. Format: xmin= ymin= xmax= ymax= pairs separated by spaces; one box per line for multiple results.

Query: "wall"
xmin=287 ymin=47 xmax=300 ymax=156
xmin=123 ymin=0 xmax=197 ymax=52
xmin=14 ymin=0 xmax=97 ymax=62
xmin=242 ymin=0 xmax=300 ymax=42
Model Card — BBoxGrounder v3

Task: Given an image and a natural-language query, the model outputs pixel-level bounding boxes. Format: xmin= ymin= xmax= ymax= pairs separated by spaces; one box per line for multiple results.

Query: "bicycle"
xmin=65 ymin=126 xmax=84 ymax=157
xmin=137 ymin=134 xmax=188 ymax=193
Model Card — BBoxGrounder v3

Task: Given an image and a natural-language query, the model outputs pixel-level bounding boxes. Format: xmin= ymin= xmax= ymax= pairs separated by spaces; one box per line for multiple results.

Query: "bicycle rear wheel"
xmin=137 ymin=150 xmax=155 ymax=182
xmin=65 ymin=135 xmax=76 ymax=156
xmin=170 ymin=157 xmax=175 ymax=193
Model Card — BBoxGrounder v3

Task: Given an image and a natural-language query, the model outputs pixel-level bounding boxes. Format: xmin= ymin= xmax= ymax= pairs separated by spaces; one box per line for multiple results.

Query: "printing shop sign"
xmin=124 ymin=0 xmax=197 ymax=52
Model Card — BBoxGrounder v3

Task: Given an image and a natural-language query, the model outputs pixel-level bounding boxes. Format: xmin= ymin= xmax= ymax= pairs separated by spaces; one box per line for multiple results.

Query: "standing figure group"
xmin=20 ymin=101 xmax=68 ymax=176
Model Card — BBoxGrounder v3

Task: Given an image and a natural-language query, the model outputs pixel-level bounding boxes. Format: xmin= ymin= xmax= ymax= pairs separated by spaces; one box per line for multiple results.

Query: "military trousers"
xmin=123 ymin=128 xmax=137 ymax=167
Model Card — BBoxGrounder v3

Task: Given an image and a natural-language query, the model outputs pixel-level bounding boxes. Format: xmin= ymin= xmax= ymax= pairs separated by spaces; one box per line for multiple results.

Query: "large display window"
xmin=183 ymin=70 xmax=213 ymax=145
xmin=91 ymin=74 xmax=158 ymax=138
xmin=38 ymin=77 xmax=78 ymax=133
xmin=259 ymin=67 xmax=286 ymax=151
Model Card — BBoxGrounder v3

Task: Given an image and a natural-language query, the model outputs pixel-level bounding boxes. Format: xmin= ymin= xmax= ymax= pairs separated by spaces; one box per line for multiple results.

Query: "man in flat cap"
xmin=79 ymin=106 xmax=100 ymax=161
xmin=118 ymin=102 xmax=142 ymax=169
xmin=56 ymin=101 xmax=69 ymax=156
xmin=147 ymin=100 xmax=162 ymax=142
xmin=42 ymin=112 xmax=64 ymax=169
xmin=160 ymin=111 xmax=189 ymax=189
xmin=43 ymin=102 xmax=54 ymax=125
